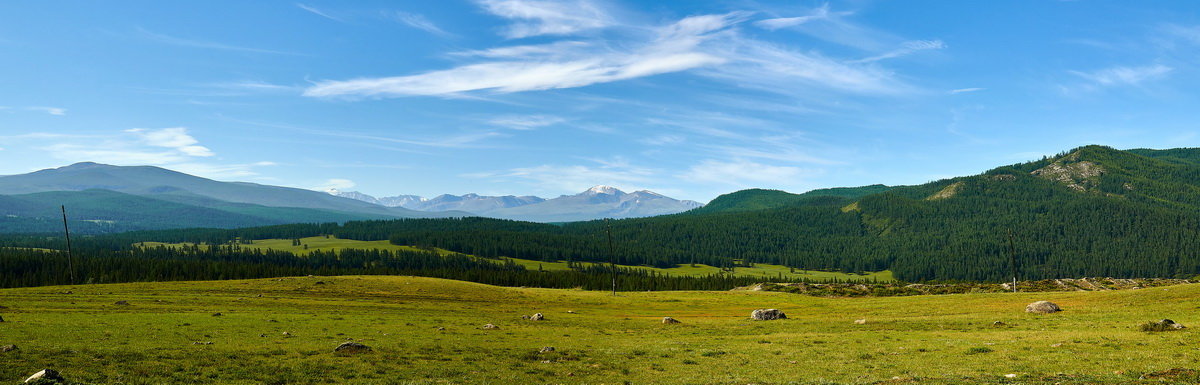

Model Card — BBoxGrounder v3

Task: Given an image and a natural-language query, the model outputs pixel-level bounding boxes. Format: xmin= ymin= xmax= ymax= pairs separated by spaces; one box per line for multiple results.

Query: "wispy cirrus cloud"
xmin=754 ymin=4 xmax=843 ymax=30
xmin=136 ymin=27 xmax=297 ymax=55
xmin=303 ymin=13 xmax=737 ymax=98
xmin=389 ymin=11 xmax=453 ymax=37
xmin=949 ymin=87 xmax=985 ymax=94
xmin=1069 ymin=64 xmax=1172 ymax=87
xmin=296 ymin=3 xmax=342 ymax=22
xmin=683 ymin=159 xmax=811 ymax=186
xmin=488 ymin=114 xmax=566 ymax=130
xmin=478 ymin=0 xmax=613 ymax=38
xmin=850 ymin=39 xmax=945 ymax=63
xmin=26 ymin=106 xmax=67 ymax=116
xmin=464 ymin=157 xmax=656 ymax=193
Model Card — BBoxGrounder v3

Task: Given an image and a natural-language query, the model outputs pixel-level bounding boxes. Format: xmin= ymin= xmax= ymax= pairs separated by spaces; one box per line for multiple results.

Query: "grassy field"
xmin=140 ymin=236 xmax=893 ymax=282
xmin=2 ymin=276 xmax=1199 ymax=384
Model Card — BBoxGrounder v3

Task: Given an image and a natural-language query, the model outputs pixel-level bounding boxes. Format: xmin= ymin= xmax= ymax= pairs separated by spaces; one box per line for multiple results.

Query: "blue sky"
xmin=2 ymin=1 xmax=1200 ymax=202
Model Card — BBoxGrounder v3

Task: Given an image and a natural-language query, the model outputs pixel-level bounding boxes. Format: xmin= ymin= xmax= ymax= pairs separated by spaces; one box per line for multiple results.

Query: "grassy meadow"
xmin=139 ymin=236 xmax=893 ymax=282
xmin=2 ymin=276 xmax=1200 ymax=384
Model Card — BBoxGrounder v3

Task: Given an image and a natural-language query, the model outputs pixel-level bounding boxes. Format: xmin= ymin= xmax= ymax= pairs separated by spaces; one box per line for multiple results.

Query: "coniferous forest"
xmin=2 ymin=145 xmax=1200 ymax=288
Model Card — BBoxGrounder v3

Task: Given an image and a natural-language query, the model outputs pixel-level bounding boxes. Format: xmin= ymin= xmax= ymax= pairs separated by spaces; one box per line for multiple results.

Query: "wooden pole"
xmin=61 ymin=205 xmax=76 ymax=285
xmin=606 ymin=219 xmax=616 ymax=296
xmin=1008 ymin=230 xmax=1017 ymax=293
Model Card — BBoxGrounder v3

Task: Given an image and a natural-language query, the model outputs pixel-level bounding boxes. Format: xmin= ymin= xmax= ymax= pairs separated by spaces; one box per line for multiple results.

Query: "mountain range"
xmin=0 ymin=162 xmax=702 ymax=233
xmin=0 ymin=162 xmax=466 ymax=233
xmin=329 ymin=185 xmax=704 ymax=222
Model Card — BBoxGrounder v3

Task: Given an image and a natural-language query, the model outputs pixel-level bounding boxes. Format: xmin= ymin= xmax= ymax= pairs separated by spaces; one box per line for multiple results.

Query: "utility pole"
xmin=606 ymin=219 xmax=616 ymax=296
xmin=1007 ymin=230 xmax=1017 ymax=293
xmin=61 ymin=205 xmax=76 ymax=285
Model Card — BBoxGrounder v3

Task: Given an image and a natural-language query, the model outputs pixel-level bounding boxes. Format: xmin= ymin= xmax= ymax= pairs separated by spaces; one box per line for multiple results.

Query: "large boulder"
xmin=24 ymin=369 xmax=64 ymax=383
xmin=751 ymin=309 xmax=787 ymax=320
xmin=334 ymin=341 xmax=371 ymax=354
xmin=1026 ymin=301 xmax=1061 ymax=314
xmin=530 ymin=313 xmax=544 ymax=321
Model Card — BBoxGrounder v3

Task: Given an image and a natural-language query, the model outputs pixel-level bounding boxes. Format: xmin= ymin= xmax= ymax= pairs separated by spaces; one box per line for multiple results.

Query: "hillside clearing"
xmin=140 ymin=236 xmax=893 ymax=282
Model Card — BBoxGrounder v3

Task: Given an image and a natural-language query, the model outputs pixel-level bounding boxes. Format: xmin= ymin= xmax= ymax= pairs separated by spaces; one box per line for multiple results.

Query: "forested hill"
xmin=38 ymin=145 xmax=1200 ymax=283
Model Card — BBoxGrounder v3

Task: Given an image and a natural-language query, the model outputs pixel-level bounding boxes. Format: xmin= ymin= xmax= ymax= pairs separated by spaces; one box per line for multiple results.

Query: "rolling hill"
xmin=148 ymin=145 xmax=1200 ymax=282
xmin=0 ymin=163 xmax=467 ymax=233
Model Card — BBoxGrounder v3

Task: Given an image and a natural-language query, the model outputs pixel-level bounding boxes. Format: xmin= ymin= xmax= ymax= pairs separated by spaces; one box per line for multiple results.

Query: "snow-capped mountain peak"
xmin=586 ymin=185 xmax=624 ymax=195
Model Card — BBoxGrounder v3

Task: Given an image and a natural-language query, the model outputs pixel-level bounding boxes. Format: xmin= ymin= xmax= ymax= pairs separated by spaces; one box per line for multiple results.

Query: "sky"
xmin=2 ymin=0 xmax=1200 ymax=202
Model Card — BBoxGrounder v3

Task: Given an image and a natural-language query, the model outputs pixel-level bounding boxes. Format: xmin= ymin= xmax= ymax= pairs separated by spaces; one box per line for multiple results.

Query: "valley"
xmin=2 ymin=277 xmax=1199 ymax=384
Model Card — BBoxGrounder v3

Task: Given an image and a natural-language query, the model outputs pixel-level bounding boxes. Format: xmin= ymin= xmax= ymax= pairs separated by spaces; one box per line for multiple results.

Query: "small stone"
xmin=282 ymin=331 xmax=291 ymax=336
xmin=435 ymin=327 xmax=445 ymax=331
xmin=1004 ymin=374 xmax=1017 ymax=378
xmin=1 ymin=344 xmax=16 ymax=352
xmin=521 ymin=315 xmax=530 ymax=320
xmin=192 ymin=341 xmax=213 ymax=345
xmin=566 ymin=310 xmax=576 ymax=314
xmin=1050 ymin=343 xmax=1063 ymax=347
xmin=539 ymin=346 xmax=556 ymax=353
xmin=662 ymin=317 xmax=682 ymax=324
xmin=0 ymin=315 xmax=5 ymax=322
xmin=24 ymin=369 xmax=64 ymax=383
xmin=212 ymin=313 xmax=223 ymax=317
xmin=854 ymin=319 xmax=867 ymax=325
xmin=992 ymin=321 xmax=1006 ymax=327
xmin=114 ymin=300 xmax=130 ymax=306
xmin=530 ymin=313 xmax=545 ymax=321
xmin=334 ymin=341 xmax=371 ymax=353
xmin=482 ymin=323 xmax=499 ymax=330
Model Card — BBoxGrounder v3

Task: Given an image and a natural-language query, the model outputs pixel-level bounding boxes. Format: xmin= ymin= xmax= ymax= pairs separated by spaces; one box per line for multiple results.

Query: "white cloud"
xmin=949 ymin=87 xmax=985 ymax=94
xmin=639 ymin=134 xmax=685 ymax=146
xmin=304 ymin=13 xmax=737 ymax=98
xmin=754 ymin=4 xmax=838 ymax=30
xmin=137 ymin=27 xmax=297 ymax=55
xmin=701 ymin=38 xmax=903 ymax=95
xmin=478 ymin=0 xmax=612 ymax=38
xmin=488 ymin=114 xmax=565 ymax=130
xmin=210 ymin=80 xmax=299 ymax=93
xmin=850 ymin=39 xmax=945 ymax=63
xmin=1069 ymin=64 xmax=1172 ymax=87
xmin=4 ymin=128 xmax=275 ymax=180
xmin=27 ymin=106 xmax=66 ymax=116
xmin=464 ymin=157 xmax=656 ymax=193
xmin=296 ymin=4 xmax=342 ymax=22
xmin=390 ymin=11 xmax=453 ymax=37
xmin=450 ymin=41 xmax=591 ymax=59
xmin=315 ymin=178 xmax=356 ymax=191
xmin=683 ymin=159 xmax=808 ymax=186
xmin=126 ymin=127 xmax=215 ymax=157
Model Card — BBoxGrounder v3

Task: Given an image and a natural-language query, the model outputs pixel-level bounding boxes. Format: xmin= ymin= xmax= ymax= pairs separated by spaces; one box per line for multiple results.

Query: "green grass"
xmin=2 ymin=276 xmax=1199 ymax=384
xmin=140 ymin=237 xmax=893 ymax=282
